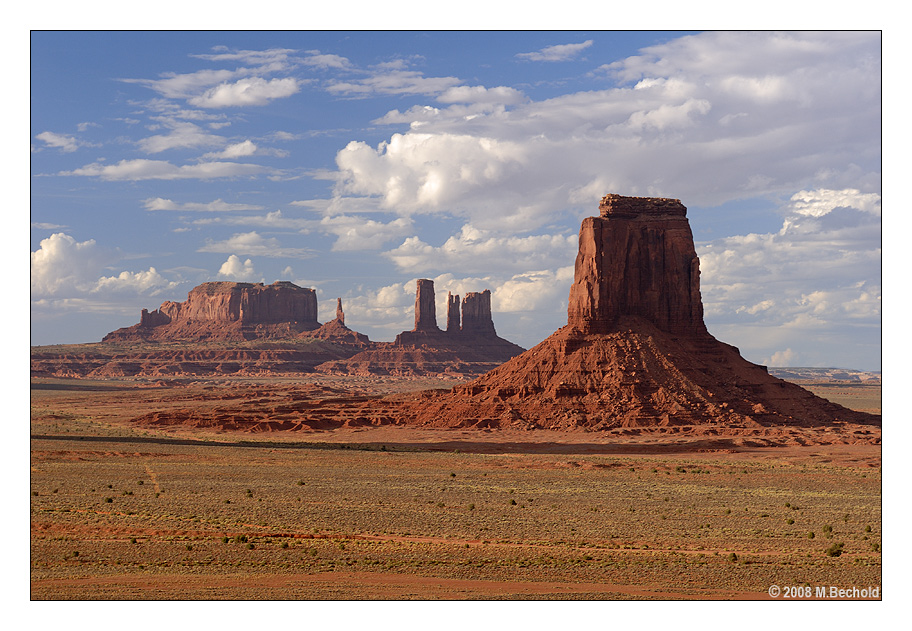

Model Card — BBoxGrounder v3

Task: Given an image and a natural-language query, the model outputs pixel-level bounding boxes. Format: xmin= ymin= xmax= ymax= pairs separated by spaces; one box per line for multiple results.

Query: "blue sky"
xmin=30 ymin=31 xmax=882 ymax=370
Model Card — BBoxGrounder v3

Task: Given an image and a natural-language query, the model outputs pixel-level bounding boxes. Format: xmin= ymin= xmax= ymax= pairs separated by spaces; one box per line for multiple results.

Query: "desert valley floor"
xmin=30 ymin=373 xmax=881 ymax=600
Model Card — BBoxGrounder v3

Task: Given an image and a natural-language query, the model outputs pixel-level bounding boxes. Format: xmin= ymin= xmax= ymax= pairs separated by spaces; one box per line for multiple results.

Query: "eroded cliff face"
xmin=341 ymin=279 xmax=524 ymax=376
xmin=153 ymin=281 xmax=318 ymax=325
xmin=446 ymin=292 xmax=461 ymax=333
xmin=568 ymin=195 xmax=705 ymax=336
xmin=401 ymin=194 xmax=880 ymax=430
xmin=395 ymin=281 xmax=507 ymax=346
xmin=461 ymin=290 xmax=497 ymax=336
xmin=103 ymin=281 xmax=321 ymax=342
xmin=414 ymin=279 xmax=439 ymax=332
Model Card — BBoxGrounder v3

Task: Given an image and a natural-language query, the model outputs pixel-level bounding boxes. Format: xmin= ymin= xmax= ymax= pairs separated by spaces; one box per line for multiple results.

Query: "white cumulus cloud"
xmin=383 ymin=224 xmax=577 ymax=274
xmin=94 ymin=268 xmax=179 ymax=294
xmin=217 ymin=255 xmax=260 ymax=281
xmin=333 ymin=31 xmax=880 ymax=229
xmin=31 ymin=233 xmax=180 ymax=301
xmin=319 ymin=215 xmax=414 ymax=251
xmin=335 ymin=132 xmax=529 ymax=222
xmin=31 ymin=233 xmax=107 ymax=296
xmin=698 ymin=188 xmax=880 ymax=367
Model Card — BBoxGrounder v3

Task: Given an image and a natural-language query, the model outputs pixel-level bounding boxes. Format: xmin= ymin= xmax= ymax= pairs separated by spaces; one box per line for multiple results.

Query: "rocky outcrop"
xmin=394 ymin=280 xmax=519 ymax=348
xmin=304 ymin=298 xmax=371 ymax=345
xmin=568 ymin=194 xmax=704 ymax=335
xmin=30 ymin=342 xmax=365 ymax=378
xmin=38 ymin=290 xmax=372 ymax=377
xmin=104 ymin=281 xmax=322 ymax=342
xmin=402 ymin=194 xmax=880 ymax=430
xmin=461 ymin=290 xmax=497 ymax=336
xmin=322 ymin=280 xmax=524 ymax=377
xmin=155 ymin=281 xmax=318 ymax=325
xmin=446 ymin=292 xmax=461 ymax=333
xmin=414 ymin=279 xmax=439 ymax=332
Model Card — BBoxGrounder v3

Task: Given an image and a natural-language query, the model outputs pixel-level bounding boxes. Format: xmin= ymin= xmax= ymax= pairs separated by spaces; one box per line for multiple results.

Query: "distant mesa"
xmin=316 ymin=279 xmax=525 ymax=377
xmin=34 ymin=278 xmax=520 ymax=378
xmin=403 ymin=194 xmax=881 ymax=430
xmin=103 ymin=281 xmax=367 ymax=344
xmin=29 ymin=282 xmax=375 ymax=378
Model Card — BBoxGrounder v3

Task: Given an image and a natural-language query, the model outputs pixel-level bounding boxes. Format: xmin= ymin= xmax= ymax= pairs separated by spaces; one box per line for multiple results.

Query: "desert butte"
xmin=30 ymin=194 xmax=880 ymax=600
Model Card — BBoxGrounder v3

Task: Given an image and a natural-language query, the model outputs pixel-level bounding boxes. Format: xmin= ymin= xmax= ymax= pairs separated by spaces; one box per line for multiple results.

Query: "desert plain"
xmin=30 ymin=371 xmax=881 ymax=600
xmin=30 ymin=196 xmax=882 ymax=601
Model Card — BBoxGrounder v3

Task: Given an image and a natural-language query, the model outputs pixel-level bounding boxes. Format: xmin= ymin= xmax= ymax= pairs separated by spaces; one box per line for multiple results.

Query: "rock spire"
xmin=414 ymin=279 xmax=439 ymax=332
xmin=401 ymin=194 xmax=879 ymax=430
xmin=446 ymin=292 xmax=461 ymax=333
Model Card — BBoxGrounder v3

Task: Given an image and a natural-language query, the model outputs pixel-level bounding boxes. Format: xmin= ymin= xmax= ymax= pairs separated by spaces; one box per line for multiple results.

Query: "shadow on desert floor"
xmin=29 ymin=432 xmax=842 ymax=456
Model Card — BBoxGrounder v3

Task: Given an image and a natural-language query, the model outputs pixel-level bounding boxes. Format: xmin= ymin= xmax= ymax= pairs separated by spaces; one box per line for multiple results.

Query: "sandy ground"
xmin=30 ymin=375 xmax=881 ymax=600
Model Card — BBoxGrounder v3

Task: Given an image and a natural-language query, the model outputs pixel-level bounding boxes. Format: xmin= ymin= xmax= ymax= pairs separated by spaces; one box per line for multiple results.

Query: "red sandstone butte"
xmin=319 ymin=279 xmax=524 ymax=377
xmin=569 ymin=195 xmax=704 ymax=335
xmin=404 ymin=194 xmax=881 ymax=430
xmin=103 ymin=281 xmax=322 ymax=342
xmin=414 ymin=278 xmax=439 ymax=332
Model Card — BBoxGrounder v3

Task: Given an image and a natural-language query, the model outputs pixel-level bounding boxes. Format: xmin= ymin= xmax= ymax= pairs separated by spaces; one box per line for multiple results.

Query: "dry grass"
xmin=31 ymin=436 xmax=881 ymax=599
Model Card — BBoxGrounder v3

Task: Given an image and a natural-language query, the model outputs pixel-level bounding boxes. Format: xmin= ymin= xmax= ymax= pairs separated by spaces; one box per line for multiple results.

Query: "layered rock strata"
xmin=320 ymin=280 xmax=524 ymax=377
xmin=304 ymin=298 xmax=370 ymax=345
xmin=414 ymin=279 xmax=438 ymax=332
xmin=39 ymin=290 xmax=372 ymax=377
xmin=403 ymin=194 xmax=880 ymax=430
xmin=446 ymin=293 xmax=461 ymax=333
xmin=462 ymin=290 xmax=497 ymax=336
xmin=104 ymin=281 xmax=322 ymax=342
xmin=568 ymin=195 xmax=704 ymax=335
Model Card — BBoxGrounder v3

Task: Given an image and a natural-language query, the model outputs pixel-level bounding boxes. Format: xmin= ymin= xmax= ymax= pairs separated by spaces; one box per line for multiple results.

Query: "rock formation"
xmin=320 ymin=279 xmax=525 ymax=377
xmin=157 ymin=281 xmax=318 ymax=325
xmin=461 ymin=290 xmax=497 ymax=336
xmin=40 ymin=288 xmax=373 ymax=377
xmin=105 ymin=281 xmax=319 ymax=342
xmin=403 ymin=194 xmax=880 ymax=430
xmin=446 ymin=292 xmax=461 ymax=333
xmin=414 ymin=278 xmax=438 ymax=332
xmin=395 ymin=282 xmax=504 ymax=346
xmin=304 ymin=298 xmax=371 ymax=345
xmin=568 ymin=195 xmax=704 ymax=335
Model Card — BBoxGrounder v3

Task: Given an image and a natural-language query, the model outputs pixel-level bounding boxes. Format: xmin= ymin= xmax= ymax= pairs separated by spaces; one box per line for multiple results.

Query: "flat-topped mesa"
xmin=598 ymin=193 xmax=687 ymax=218
xmin=461 ymin=290 xmax=497 ymax=336
xmin=150 ymin=281 xmax=319 ymax=326
xmin=413 ymin=279 xmax=439 ymax=332
xmin=446 ymin=292 xmax=461 ymax=333
xmin=103 ymin=281 xmax=323 ymax=342
xmin=568 ymin=193 xmax=705 ymax=336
